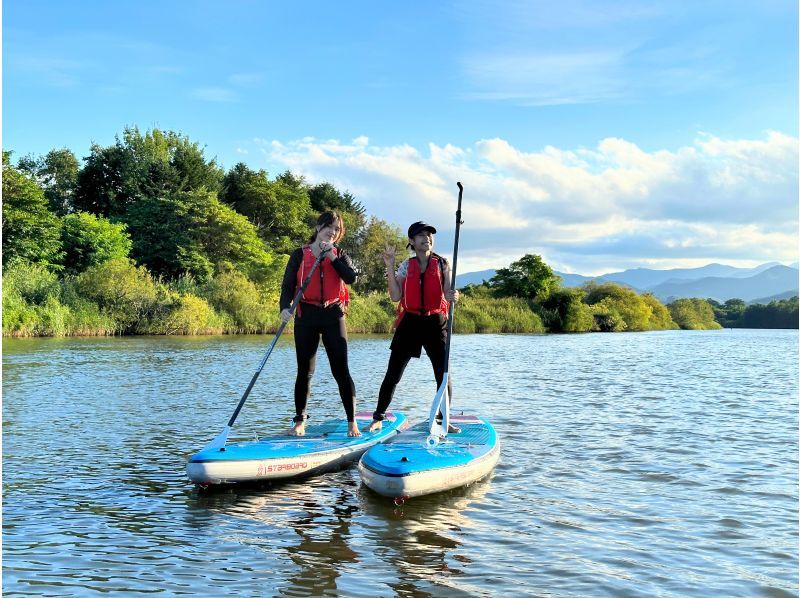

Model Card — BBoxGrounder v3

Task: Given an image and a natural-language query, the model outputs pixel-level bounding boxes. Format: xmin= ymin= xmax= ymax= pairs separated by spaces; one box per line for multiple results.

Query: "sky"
xmin=4 ymin=0 xmax=798 ymax=275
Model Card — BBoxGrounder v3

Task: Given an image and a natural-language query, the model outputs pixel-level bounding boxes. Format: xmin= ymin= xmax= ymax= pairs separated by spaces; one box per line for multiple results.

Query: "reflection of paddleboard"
xmin=187 ymin=411 xmax=408 ymax=486
xmin=358 ymin=414 xmax=500 ymax=499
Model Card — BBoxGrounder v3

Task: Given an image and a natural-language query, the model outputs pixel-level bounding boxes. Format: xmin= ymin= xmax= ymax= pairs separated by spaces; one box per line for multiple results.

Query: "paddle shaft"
xmin=225 ymin=249 xmax=329 ymax=428
xmin=442 ymin=182 xmax=463 ymax=372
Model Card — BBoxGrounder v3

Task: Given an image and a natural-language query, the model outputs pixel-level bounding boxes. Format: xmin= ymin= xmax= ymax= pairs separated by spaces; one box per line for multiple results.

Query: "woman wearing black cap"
xmin=365 ymin=221 xmax=460 ymax=433
xmin=279 ymin=210 xmax=360 ymax=437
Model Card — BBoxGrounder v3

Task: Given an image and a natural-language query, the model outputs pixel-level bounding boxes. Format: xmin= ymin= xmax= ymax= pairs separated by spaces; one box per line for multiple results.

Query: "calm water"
xmin=3 ymin=329 xmax=798 ymax=597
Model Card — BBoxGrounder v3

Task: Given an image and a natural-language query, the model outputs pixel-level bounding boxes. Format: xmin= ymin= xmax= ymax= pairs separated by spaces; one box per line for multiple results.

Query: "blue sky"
xmin=4 ymin=0 xmax=798 ymax=274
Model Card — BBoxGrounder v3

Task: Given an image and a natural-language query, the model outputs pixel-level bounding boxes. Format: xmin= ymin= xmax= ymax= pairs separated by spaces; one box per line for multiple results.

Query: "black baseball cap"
xmin=407 ymin=221 xmax=437 ymax=238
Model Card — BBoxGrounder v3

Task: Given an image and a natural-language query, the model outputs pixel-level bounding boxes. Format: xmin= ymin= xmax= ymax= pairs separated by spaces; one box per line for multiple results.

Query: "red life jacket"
xmin=396 ymin=254 xmax=449 ymax=326
xmin=296 ymin=245 xmax=350 ymax=314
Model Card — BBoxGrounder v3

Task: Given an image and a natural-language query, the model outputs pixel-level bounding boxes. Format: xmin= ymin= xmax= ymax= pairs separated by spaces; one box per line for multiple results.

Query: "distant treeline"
xmin=709 ymin=297 xmax=799 ymax=329
xmin=3 ymin=127 xmax=797 ymax=337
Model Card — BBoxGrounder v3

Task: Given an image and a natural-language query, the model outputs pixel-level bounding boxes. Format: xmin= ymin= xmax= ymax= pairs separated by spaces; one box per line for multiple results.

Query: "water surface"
xmin=3 ymin=329 xmax=798 ymax=596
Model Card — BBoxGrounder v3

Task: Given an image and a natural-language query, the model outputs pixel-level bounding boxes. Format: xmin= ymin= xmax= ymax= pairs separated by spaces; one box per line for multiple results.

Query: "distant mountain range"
xmin=456 ymin=263 xmax=799 ymax=304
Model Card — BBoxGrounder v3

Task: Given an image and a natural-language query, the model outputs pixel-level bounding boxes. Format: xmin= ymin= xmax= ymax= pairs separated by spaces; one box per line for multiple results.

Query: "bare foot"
xmin=364 ymin=420 xmax=382 ymax=433
xmin=288 ymin=421 xmax=305 ymax=436
xmin=347 ymin=422 xmax=362 ymax=437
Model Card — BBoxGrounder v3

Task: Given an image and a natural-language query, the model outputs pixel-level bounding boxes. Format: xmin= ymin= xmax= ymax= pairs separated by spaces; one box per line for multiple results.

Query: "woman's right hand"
xmin=280 ymin=309 xmax=292 ymax=323
xmin=382 ymin=244 xmax=396 ymax=268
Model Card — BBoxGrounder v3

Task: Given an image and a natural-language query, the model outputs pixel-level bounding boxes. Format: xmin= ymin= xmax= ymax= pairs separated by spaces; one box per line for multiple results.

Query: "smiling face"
xmin=410 ymin=231 xmax=433 ymax=252
xmin=312 ymin=211 xmax=345 ymax=244
xmin=316 ymin=222 xmax=341 ymax=243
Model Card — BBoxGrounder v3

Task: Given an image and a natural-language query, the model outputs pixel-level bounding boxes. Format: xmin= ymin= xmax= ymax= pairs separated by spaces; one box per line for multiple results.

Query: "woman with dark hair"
xmin=279 ymin=211 xmax=360 ymax=437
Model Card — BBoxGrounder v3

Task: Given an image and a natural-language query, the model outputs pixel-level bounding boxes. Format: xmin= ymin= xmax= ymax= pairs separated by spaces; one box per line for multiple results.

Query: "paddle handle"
xmin=443 ymin=182 xmax=463 ymax=371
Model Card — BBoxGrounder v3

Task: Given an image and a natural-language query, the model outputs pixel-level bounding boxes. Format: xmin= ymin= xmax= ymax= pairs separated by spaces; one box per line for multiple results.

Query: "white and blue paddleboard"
xmin=358 ymin=414 xmax=500 ymax=499
xmin=187 ymin=411 xmax=408 ymax=486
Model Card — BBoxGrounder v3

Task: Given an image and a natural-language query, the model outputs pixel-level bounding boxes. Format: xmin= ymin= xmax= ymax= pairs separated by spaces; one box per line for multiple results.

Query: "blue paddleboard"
xmin=187 ymin=411 xmax=408 ymax=485
xmin=358 ymin=414 xmax=500 ymax=499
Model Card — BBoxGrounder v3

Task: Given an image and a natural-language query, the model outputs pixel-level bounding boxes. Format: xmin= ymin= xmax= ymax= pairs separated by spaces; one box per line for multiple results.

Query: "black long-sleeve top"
xmin=280 ymin=247 xmax=357 ymax=311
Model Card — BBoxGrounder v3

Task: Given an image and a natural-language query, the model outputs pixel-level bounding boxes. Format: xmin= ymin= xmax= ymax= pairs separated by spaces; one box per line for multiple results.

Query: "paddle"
xmin=203 ymin=248 xmax=330 ymax=451
xmin=427 ymin=182 xmax=463 ymax=446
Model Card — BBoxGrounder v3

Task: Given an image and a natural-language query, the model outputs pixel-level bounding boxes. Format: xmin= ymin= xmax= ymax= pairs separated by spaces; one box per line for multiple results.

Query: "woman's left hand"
xmin=445 ymin=289 xmax=460 ymax=302
xmin=318 ymin=241 xmax=335 ymax=260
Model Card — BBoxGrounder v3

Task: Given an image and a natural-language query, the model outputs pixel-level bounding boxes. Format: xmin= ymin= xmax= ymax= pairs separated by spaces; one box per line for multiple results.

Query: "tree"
xmin=2 ymin=152 xmax=63 ymax=268
xmin=220 ymin=163 xmax=311 ymax=252
xmin=74 ymin=258 xmax=158 ymax=333
xmin=667 ymin=298 xmax=721 ymax=330
xmin=489 ymin=254 xmax=561 ymax=301
xmin=582 ymin=281 xmax=654 ymax=331
xmin=74 ymin=127 xmax=224 ymax=217
xmin=739 ymin=297 xmax=799 ymax=329
xmin=350 ymin=216 xmax=407 ymax=293
xmin=18 ymin=149 xmax=80 ymax=215
xmin=641 ymin=293 xmax=677 ymax=329
xmin=60 ymin=212 xmax=133 ymax=275
xmin=308 ymin=182 xmax=366 ymax=217
xmin=123 ymin=190 xmax=275 ymax=283
xmin=538 ymin=287 xmax=594 ymax=332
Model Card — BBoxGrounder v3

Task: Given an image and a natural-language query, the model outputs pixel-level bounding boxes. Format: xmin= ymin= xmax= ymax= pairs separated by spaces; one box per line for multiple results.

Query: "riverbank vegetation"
xmin=4 ymin=128 xmax=797 ymax=337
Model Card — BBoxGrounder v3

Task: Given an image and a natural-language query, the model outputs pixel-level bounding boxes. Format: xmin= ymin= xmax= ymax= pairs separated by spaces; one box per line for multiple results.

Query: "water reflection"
xmin=186 ymin=471 xmax=495 ymax=596
xmin=356 ymin=477 xmax=492 ymax=596
xmin=189 ymin=477 xmax=362 ymax=595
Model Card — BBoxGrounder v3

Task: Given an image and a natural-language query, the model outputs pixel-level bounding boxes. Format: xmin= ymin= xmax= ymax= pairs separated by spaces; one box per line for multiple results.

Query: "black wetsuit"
xmin=280 ymin=248 xmax=357 ymax=423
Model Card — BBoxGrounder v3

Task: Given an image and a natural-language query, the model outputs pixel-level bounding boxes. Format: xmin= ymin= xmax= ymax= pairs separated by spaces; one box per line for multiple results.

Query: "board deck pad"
xmin=360 ymin=416 xmax=497 ymax=477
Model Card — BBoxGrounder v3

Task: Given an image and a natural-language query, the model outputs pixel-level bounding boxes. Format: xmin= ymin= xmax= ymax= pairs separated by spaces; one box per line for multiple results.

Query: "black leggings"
xmin=293 ymin=304 xmax=356 ymax=423
xmin=373 ymin=345 xmax=453 ymax=421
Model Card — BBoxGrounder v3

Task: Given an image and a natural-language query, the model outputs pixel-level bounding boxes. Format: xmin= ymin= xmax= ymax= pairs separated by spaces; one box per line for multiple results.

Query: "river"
xmin=3 ymin=329 xmax=797 ymax=596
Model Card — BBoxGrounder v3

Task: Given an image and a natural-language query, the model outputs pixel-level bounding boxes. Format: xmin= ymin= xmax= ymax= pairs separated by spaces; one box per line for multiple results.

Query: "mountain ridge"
xmin=456 ymin=262 xmax=799 ymax=304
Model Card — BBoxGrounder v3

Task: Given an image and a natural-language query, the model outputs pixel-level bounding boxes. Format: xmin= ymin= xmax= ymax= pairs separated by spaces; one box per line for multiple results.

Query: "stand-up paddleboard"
xmin=188 ymin=411 xmax=408 ymax=486
xmin=358 ymin=414 xmax=499 ymax=499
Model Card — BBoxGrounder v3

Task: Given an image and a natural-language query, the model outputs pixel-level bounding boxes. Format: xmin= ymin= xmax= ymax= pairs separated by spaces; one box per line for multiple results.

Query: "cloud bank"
xmin=255 ymin=132 xmax=798 ymax=274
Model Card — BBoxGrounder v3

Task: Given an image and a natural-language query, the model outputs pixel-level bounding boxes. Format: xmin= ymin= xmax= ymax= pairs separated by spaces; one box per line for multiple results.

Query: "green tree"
xmin=490 ymin=254 xmax=561 ymax=301
xmin=538 ymin=287 xmax=594 ymax=332
xmin=220 ymin=163 xmax=311 ymax=252
xmin=667 ymin=298 xmax=722 ymax=330
xmin=350 ymin=216 xmax=407 ymax=293
xmin=583 ymin=282 xmax=654 ymax=332
xmin=641 ymin=293 xmax=677 ymax=330
xmin=124 ymin=190 xmax=275 ymax=283
xmin=739 ymin=297 xmax=799 ymax=329
xmin=74 ymin=127 xmax=224 ymax=217
xmin=308 ymin=182 xmax=366 ymax=217
xmin=61 ymin=212 xmax=133 ymax=274
xmin=17 ymin=148 xmax=80 ymax=215
xmin=74 ymin=258 xmax=158 ymax=333
xmin=2 ymin=152 xmax=63 ymax=268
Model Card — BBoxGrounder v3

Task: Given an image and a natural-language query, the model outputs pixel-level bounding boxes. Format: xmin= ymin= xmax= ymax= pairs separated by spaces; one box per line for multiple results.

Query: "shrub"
xmin=346 ymin=291 xmax=394 ymax=333
xmin=202 ymin=270 xmax=272 ymax=333
xmin=74 ymin=258 xmax=158 ymax=333
xmin=61 ymin=211 xmax=132 ymax=274
xmin=583 ymin=282 xmax=654 ymax=331
xmin=454 ymin=295 xmax=544 ymax=333
xmin=538 ymin=287 xmax=594 ymax=332
xmin=668 ymin=298 xmax=722 ymax=330
xmin=163 ymin=294 xmax=226 ymax=335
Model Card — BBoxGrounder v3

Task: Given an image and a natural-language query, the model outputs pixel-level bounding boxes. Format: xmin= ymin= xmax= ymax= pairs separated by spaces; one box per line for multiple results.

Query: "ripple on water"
xmin=2 ymin=330 xmax=798 ymax=595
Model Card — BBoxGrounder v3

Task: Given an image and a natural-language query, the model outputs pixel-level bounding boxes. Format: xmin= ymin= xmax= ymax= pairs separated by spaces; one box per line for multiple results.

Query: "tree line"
xmin=3 ymin=127 xmax=797 ymax=336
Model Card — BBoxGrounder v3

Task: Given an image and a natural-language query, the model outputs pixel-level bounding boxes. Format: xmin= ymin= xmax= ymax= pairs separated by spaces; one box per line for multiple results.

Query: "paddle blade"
xmin=427 ymin=376 xmax=449 ymax=440
xmin=203 ymin=425 xmax=231 ymax=451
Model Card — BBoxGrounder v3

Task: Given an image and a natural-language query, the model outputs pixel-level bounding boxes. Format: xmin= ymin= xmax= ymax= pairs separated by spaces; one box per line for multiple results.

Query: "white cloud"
xmin=254 ymin=132 xmax=798 ymax=274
